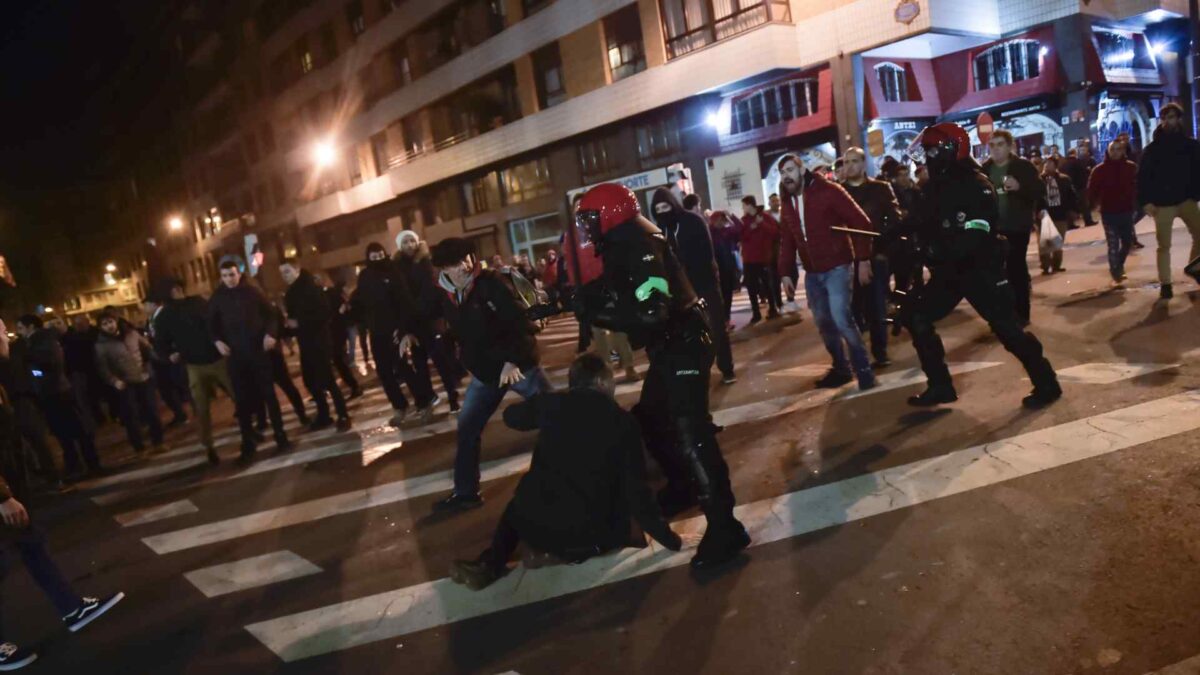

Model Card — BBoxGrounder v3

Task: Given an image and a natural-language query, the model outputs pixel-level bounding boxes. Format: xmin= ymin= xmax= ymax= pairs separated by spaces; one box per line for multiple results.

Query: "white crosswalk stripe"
xmin=242 ymin=388 xmax=1200 ymax=662
xmin=184 ymin=551 xmax=322 ymax=598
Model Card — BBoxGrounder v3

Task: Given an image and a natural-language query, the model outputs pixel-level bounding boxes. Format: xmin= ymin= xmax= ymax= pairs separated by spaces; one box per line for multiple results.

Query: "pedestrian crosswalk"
xmin=76 ymin=299 xmax=1200 ymax=667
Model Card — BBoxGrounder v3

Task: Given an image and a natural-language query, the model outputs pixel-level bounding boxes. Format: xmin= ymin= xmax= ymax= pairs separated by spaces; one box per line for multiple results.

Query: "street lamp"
xmin=312 ymin=138 xmax=336 ymax=169
xmin=105 ymin=263 xmax=117 ymax=273
xmin=168 ymin=216 xmax=184 ymax=232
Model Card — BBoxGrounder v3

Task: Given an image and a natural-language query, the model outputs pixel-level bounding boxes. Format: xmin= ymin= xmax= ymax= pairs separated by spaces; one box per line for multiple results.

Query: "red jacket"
xmin=778 ymin=172 xmax=874 ymax=277
xmin=1087 ymin=157 xmax=1139 ymax=214
xmin=541 ymin=257 xmax=559 ymax=288
xmin=738 ymin=212 xmax=779 ymax=265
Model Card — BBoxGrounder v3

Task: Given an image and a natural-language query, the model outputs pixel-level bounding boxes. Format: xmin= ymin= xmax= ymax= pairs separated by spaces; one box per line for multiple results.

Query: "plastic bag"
xmin=1039 ymin=213 xmax=1063 ymax=252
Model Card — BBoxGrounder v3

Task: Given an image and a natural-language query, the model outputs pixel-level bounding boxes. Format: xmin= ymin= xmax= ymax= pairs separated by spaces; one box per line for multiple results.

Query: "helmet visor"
xmin=575 ymin=209 xmax=602 ymax=247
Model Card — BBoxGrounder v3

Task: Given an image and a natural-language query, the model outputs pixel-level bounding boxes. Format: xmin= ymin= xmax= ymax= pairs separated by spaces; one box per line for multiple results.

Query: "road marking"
xmin=1056 ymin=362 xmax=1179 ymax=385
xmin=184 ymin=551 xmax=321 ymax=598
xmin=139 ymin=363 xmax=1000 ymax=555
xmin=1147 ymin=652 xmax=1200 ymax=674
xmin=113 ymin=499 xmax=198 ymax=527
xmin=244 ymin=389 xmax=1200 ymax=662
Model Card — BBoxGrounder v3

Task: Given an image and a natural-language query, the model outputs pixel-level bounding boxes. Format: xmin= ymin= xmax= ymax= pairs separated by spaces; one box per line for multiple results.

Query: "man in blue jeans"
xmin=429 ymin=237 xmax=552 ymax=512
xmin=775 ymin=153 xmax=878 ymax=391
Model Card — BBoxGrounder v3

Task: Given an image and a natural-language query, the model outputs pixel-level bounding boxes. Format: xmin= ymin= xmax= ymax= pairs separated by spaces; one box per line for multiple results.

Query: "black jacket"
xmin=1040 ymin=172 xmax=1079 ymax=222
xmin=441 ymin=269 xmax=538 ymax=387
xmin=650 ymin=188 xmax=722 ymax=300
xmin=24 ymin=329 xmax=71 ymax=402
xmin=284 ymin=270 xmax=337 ymax=389
xmin=154 ymin=296 xmax=222 ymax=366
xmin=1137 ymin=125 xmax=1200 ymax=207
xmin=354 ymin=259 xmax=420 ymax=336
xmin=503 ymin=389 xmax=680 ymax=559
xmin=393 ymin=246 xmax=443 ymax=326
xmin=900 ymin=159 xmax=1000 ymax=269
xmin=843 ymin=178 xmax=903 ymax=238
xmin=60 ymin=327 xmax=99 ymax=377
xmin=981 ymin=155 xmax=1045 ymax=233
xmin=208 ymin=279 xmax=278 ymax=361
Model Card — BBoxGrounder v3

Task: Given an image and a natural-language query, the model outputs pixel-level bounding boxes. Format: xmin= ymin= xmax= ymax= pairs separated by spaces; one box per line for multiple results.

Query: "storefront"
xmin=564 ymin=163 xmax=694 ymax=218
xmin=946 ymin=96 xmax=1066 ymax=159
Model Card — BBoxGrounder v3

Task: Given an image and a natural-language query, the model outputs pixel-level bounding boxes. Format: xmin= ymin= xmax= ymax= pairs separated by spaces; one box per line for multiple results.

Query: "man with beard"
xmin=354 ymin=242 xmax=436 ymax=426
xmin=650 ymin=187 xmax=736 ymax=384
xmin=572 ymin=183 xmax=750 ymax=570
xmin=280 ymin=260 xmax=352 ymax=432
xmin=776 ymin=154 xmax=878 ymax=391
xmin=886 ymin=122 xmax=1061 ymax=409
xmin=208 ymin=257 xmax=293 ymax=463
xmin=1136 ymin=102 xmax=1200 ymax=299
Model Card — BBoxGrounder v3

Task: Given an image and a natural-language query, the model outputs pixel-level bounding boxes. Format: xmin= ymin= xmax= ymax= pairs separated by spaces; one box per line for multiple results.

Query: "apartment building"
xmin=153 ymin=0 xmax=1191 ymax=300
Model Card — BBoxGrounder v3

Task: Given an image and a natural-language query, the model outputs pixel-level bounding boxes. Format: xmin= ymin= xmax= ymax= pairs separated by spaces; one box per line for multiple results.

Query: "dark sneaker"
xmin=1022 ymin=383 xmax=1063 ymax=410
xmin=252 ymin=431 xmax=266 ymax=444
xmin=274 ymin=437 xmax=294 ymax=453
xmin=1161 ymin=283 xmax=1174 ymax=300
xmin=449 ymin=559 xmax=504 ymax=590
xmin=0 ymin=643 xmax=37 ymax=671
xmin=857 ymin=372 xmax=878 ymax=391
xmin=766 ymin=310 xmax=781 ymax=320
xmin=449 ymin=399 xmax=461 ymax=414
xmin=907 ymin=386 xmax=958 ymax=407
xmin=166 ymin=416 xmax=187 ymax=429
xmin=432 ymin=492 xmax=483 ymax=513
xmin=388 ymin=408 xmax=408 ymax=428
xmin=815 ymin=369 xmax=853 ymax=389
xmin=720 ymin=372 xmax=738 ymax=385
xmin=872 ymin=355 xmax=892 ymax=369
xmin=308 ymin=418 xmax=333 ymax=432
xmin=690 ymin=525 xmax=751 ymax=570
xmin=747 ymin=315 xmax=762 ymax=326
xmin=64 ymin=593 xmax=125 ymax=633
xmin=297 ymin=416 xmax=312 ymax=429
xmin=335 ymin=418 xmax=352 ymax=432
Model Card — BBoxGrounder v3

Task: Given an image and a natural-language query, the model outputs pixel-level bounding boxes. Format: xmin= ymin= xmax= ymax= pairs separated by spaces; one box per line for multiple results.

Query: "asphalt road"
xmin=11 ymin=218 xmax=1200 ymax=675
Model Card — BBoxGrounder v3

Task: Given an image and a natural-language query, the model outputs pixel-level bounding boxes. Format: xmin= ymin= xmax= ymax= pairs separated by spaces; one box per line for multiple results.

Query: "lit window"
xmin=301 ymin=50 xmax=315 ymax=74
xmin=604 ymin=6 xmax=645 ymax=83
xmin=875 ymin=63 xmax=909 ymax=103
xmin=973 ymin=39 xmax=1041 ymax=91
xmin=730 ymin=78 xmax=818 ymax=134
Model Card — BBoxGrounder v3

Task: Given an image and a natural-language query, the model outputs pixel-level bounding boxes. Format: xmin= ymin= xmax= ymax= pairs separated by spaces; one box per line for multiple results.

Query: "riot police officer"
xmin=891 ymin=123 xmax=1062 ymax=409
xmin=572 ymin=183 xmax=750 ymax=570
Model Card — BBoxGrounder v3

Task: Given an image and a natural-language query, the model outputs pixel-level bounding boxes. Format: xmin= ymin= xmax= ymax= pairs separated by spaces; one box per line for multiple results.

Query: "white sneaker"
xmin=0 ymin=643 xmax=37 ymax=671
xmin=782 ymin=301 xmax=801 ymax=313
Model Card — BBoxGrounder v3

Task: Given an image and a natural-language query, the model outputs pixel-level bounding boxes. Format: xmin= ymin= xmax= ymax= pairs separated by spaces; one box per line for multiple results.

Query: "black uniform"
xmin=353 ymin=259 xmax=435 ymax=413
xmin=584 ymin=217 xmax=749 ymax=567
xmin=900 ymin=159 xmax=1061 ymax=404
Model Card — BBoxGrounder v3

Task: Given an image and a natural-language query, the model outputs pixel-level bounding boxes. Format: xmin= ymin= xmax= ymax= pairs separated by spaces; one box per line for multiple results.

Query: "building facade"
xmin=102 ymin=0 xmax=1192 ymax=302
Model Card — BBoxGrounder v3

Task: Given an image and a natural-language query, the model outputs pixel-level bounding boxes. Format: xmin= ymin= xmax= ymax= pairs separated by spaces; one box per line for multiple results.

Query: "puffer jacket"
xmin=777 ymin=171 xmax=874 ymax=277
xmin=95 ymin=330 xmax=151 ymax=387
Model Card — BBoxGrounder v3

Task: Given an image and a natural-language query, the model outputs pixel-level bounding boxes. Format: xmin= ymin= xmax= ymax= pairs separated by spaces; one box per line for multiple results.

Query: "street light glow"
xmin=1149 ymin=42 xmax=1164 ymax=56
xmin=705 ymin=111 xmax=722 ymax=131
xmin=105 ymin=263 xmax=117 ymax=273
xmin=312 ymin=139 xmax=336 ymax=168
xmin=168 ymin=216 xmax=184 ymax=231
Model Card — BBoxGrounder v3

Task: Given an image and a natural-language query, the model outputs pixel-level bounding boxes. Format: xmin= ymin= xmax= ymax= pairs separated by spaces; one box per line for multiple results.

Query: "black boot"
xmin=677 ymin=420 xmax=749 ymax=570
xmin=657 ymin=481 xmax=697 ymax=518
xmin=907 ymin=385 xmax=958 ymax=407
xmin=1161 ymin=283 xmax=1174 ymax=300
xmin=1023 ymin=378 xmax=1062 ymax=409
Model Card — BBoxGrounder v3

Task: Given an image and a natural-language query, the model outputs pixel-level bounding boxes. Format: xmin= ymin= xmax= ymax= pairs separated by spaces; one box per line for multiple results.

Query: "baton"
xmin=832 ymin=226 xmax=880 ymax=237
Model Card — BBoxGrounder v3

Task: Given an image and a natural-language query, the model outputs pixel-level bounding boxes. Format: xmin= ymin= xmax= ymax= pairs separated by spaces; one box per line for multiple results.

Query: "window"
xmin=425 ymin=185 xmax=463 ymax=223
xmin=604 ymin=6 xmax=646 ymax=83
xmin=370 ymin=132 xmax=390 ymax=175
xmin=347 ymin=147 xmax=363 ymax=185
xmin=500 ymin=157 xmax=553 ymax=204
xmin=531 ymin=43 xmax=566 ymax=109
xmin=636 ymin=115 xmax=682 ymax=162
xmin=320 ymin=23 xmax=338 ymax=64
xmin=578 ymin=133 xmax=621 ymax=178
xmin=391 ymin=40 xmax=413 ymax=87
xmin=1094 ymin=29 xmax=1155 ymax=71
xmin=730 ymin=78 xmax=817 ymax=134
xmin=509 ymin=213 xmax=563 ymax=263
xmin=401 ymin=115 xmax=424 ymax=157
xmin=973 ymin=39 xmax=1041 ymax=91
xmin=463 ymin=172 xmax=502 ymax=215
xmin=875 ymin=63 xmax=909 ymax=103
xmin=298 ymin=35 xmax=316 ymax=74
xmin=659 ymin=0 xmax=789 ymax=60
xmin=346 ymin=1 xmax=366 ymax=38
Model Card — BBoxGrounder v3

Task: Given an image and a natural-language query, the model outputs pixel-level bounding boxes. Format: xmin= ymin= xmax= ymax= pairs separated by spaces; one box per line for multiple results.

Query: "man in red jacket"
xmin=1088 ymin=140 xmax=1140 ymax=287
xmin=777 ymin=153 xmax=878 ymax=390
xmin=739 ymin=195 xmax=780 ymax=324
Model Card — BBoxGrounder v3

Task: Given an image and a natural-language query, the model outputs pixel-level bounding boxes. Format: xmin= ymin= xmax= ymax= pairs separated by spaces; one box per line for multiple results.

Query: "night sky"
xmin=0 ymin=0 xmax=177 ymax=189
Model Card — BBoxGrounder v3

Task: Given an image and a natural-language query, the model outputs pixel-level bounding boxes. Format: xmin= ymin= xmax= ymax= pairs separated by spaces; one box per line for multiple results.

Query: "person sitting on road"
xmin=449 ymin=353 xmax=682 ymax=590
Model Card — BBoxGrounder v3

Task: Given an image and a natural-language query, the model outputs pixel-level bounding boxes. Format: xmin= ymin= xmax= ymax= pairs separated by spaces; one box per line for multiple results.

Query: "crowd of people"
xmin=2 ymin=107 xmax=1200 ymax=668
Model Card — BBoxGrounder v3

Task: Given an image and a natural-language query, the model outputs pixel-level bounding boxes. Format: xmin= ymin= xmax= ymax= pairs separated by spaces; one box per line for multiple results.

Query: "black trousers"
xmin=702 ymin=293 xmax=735 ymax=378
xmin=229 ymin=355 xmax=286 ymax=448
xmin=907 ymin=262 xmax=1057 ymax=392
xmin=330 ymin=330 xmax=360 ymax=392
xmin=267 ymin=347 xmax=307 ymax=422
xmin=418 ymin=330 xmax=462 ymax=406
xmin=632 ymin=311 xmax=742 ymax=535
xmin=38 ymin=395 xmax=99 ymax=475
xmin=1000 ymin=229 xmax=1032 ymax=324
xmin=370 ymin=331 xmax=434 ymax=410
xmin=14 ymin=397 xmax=58 ymax=481
xmin=743 ymin=263 xmax=777 ymax=317
xmin=152 ymin=361 xmax=190 ymax=421
xmin=113 ymin=381 xmax=164 ymax=451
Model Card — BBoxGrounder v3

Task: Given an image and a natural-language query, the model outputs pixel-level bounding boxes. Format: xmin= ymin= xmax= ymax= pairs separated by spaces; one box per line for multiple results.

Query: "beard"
xmin=781 ymin=177 xmax=799 ymax=195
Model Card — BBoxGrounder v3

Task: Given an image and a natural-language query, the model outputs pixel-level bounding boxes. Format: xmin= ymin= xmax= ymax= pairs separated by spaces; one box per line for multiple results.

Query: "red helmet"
xmin=575 ymin=183 xmax=641 ymax=243
xmin=910 ymin=122 xmax=971 ymax=165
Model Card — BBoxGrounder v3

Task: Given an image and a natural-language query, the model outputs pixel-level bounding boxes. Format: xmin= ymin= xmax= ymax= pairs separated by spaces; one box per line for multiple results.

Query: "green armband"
xmin=964 ymin=219 xmax=990 ymax=233
xmin=635 ymin=277 xmax=671 ymax=302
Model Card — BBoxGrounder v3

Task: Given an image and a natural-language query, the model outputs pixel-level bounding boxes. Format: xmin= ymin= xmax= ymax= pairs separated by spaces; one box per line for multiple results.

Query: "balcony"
xmin=662 ymin=0 xmax=791 ymax=60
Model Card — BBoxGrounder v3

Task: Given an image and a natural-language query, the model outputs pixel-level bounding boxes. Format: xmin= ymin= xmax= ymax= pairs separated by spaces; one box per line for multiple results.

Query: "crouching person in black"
xmin=449 ymin=353 xmax=681 ymax=590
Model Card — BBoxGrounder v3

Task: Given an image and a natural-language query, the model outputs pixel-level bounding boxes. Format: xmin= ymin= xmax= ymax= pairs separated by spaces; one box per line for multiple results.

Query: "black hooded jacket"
xmin=354 ymin=258 xmax=420 ymax=336
xmin=649 ymin=188 xmax=722 ymax=300
xmin=284 ymin=269 xmax=337 ymax=389
xmin=1137 ymin=124 xmax=1200 ymax=207
xmin=208 ymin=279 xmax=279 ymax=361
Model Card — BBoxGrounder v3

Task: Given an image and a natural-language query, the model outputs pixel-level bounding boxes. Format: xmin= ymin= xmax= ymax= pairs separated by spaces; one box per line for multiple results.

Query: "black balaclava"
xmin=649 ymin=187 xmax=685 ymax=229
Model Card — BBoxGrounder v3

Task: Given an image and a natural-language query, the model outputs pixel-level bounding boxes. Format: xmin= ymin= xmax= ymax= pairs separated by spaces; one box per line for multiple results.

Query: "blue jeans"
xmin=805 ymin=263 xmax=872 ymax=376
xmin=454 ymin=368 xmax=553 ymax=495
xmin=1101 ymin=211 xmax=1136 ymax=280
xmin=1 ymin=523 xmax=81 ymax=640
